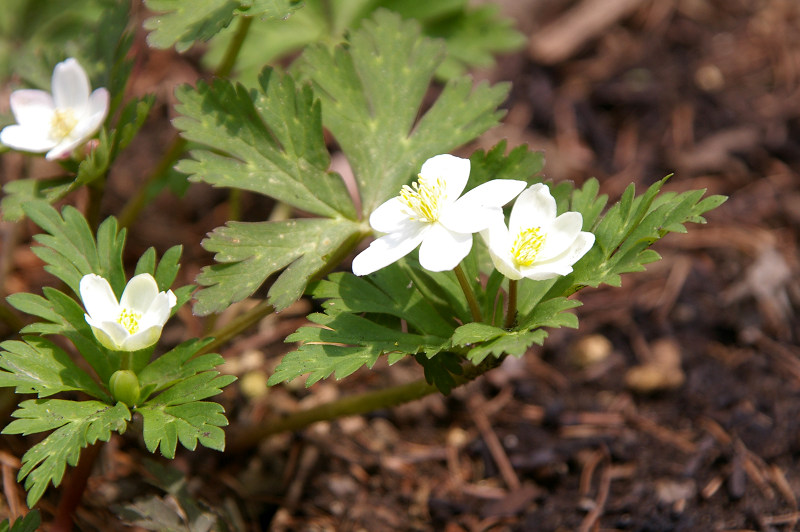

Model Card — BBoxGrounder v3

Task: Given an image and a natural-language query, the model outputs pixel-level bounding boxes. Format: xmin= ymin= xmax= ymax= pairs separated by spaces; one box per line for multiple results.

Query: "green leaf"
xmin=174 ymin=68 xmax=356 ymax=219
xmin=270 ymin=311 xmax=448 ymax=386
xmin=0 ymin=177 xmax=74 ymax=222
xmin=143 ymin=0 xmax=241 ymax=52
xmin=138 ymin=339 xmax=222 ymax=399
xmin=467 ymin=141 xmax=544 ymax=192
xmin=144 ymin=0 xmax=302 ymax=51
xmin=194 ymin=217 xmax=363 ymax=314
xmin=0 ymin=336 xmax=109 ymax=401
xmin=0 ymin=510 xmax=40 ymax=532
xmin=4 ymin=399 xmax=130 ymax=507
xmin=299 ymin=9 xmax=509 ymax=214
xmin=137 ymin=401 xmax=230 ymax=459
xmin=414 ymin=351 xmax=463 ymax=395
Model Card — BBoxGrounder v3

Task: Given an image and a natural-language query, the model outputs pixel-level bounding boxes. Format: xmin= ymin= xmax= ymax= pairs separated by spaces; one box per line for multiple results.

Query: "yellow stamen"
xmin=50 ymin=109 xmax=78 ymax=140
xmin=117 ymin=308 xmax=141 ymax=335
xmin=511 ymin=227 xmax=546 ymax=267
xmin=399 ymin=174 xmax=446 ymax=222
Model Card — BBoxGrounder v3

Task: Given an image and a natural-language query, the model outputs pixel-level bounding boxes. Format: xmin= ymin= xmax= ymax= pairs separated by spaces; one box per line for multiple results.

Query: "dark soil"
xmin=2 ymin=1 xmax=800 ymax=531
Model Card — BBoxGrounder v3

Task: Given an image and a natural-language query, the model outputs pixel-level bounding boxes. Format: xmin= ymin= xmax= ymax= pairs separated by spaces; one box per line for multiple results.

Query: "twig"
xmin=468 ymin=394 xmax=520 ymax=491
xmin=578 ymin=461 xmax=612 ymax=532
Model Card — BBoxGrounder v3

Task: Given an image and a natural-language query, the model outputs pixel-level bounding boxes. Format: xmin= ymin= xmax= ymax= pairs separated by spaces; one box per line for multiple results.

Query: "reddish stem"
xmin=51 ymin=442 xmax=104 ymax=532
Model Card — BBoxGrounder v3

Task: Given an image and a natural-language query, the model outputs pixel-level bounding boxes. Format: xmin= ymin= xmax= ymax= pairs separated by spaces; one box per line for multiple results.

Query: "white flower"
xmin=483 ymin=183 xmax=595 ymax=280
xmin=79 ymin=273 xmax=177 ymax=352
xmin=352 ymin=154 xmax=526 ymax=275
xmin=0 ymin=58 xmax=109 ymax=160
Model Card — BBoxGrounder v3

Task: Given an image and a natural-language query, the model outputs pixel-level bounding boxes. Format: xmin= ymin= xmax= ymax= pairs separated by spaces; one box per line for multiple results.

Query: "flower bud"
xmin=110 ymin=370 xmax=140 ymax=407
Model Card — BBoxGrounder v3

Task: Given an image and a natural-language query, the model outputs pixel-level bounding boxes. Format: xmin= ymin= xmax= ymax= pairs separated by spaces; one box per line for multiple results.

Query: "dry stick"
xmin=229 ymin=355 xmax=506 ymax=451
xmin=468 ymin=395 xmax=520 ymax=491
xmin=51 ymin=442 xmax=104 ymax=532
xmin=577 ymin=462 xmax=612 ymax=532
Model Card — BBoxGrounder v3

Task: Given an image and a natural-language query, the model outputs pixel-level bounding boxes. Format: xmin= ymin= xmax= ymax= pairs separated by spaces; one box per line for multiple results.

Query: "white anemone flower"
xmin=0 ymin=58 xmax=109 ymax=160
xmin=79 ymin=273 xmax=177 ymax=352
xmin=352 ymin=154 xmax=526 ymax=275
xmin=483 ymin=183 xmax=595 ymax=280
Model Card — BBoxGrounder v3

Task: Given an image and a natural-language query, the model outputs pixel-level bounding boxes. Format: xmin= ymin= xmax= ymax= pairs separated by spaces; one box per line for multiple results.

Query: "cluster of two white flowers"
xmin=352 ymin=154 xmax=595 ymax=282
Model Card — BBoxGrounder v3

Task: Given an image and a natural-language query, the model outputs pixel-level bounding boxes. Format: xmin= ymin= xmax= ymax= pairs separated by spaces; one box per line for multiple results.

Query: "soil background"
xmin=1 ymin=0 xmax=800 ymax=531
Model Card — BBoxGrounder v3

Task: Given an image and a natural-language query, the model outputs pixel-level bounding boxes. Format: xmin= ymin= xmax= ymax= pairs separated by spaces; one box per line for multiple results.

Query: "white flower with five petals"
xmin=79 ymin=273 xmax=177 ymax=352
xmin=0 ymin=58 xmax=109 ymax=160
xmin=482 ymin=183 xmax=595 ymax=280
xmin=352 ymin=154 xmax=526 ymax=275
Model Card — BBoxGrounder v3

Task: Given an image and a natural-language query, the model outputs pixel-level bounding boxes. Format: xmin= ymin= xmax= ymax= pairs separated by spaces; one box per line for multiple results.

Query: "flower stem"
xmin=228 ymin=355 xmax=506 ymax=451
xmin=120 ymin=351 xmax=134 ymax=371
xmin=199 ymin=300 xmax=275 ymax=355
xmin=504 ymin=279 xmax=518 ymax=329
xmin=117 ymin=15 xmax=254 ymax=230
xmin=453 ymin=264 xmax=482 ymax=323
xmin=86 ymin=178 xmax=105 ymax=233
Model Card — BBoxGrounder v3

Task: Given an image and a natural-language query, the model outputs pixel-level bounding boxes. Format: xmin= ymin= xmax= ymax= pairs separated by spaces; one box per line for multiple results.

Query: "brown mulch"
xmin=1 ymin=0 xmax=800 ymax=530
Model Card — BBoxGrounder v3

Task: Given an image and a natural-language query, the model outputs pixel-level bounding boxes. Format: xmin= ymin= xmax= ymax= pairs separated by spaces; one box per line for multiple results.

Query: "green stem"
xmin=504 ymin=279 xmax=518 ymax=329
xmin=454 ymin=264 xmax=482 ymax=323
xmin=117 ymin=15 xmax=254 ymax=230
xmin=228 ymin=355 xmax=506 ymax=451
xmin=199 ymin=300 xmax=275 ymax=355
xmin=120 ymin=351 xmax=134 ymax=371
xmin=86 ymin=178 xmax=106 ymax=232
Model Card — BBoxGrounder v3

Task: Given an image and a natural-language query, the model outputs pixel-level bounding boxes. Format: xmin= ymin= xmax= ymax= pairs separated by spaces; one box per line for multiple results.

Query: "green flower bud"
xmin=110 ymin=369 xmax=140 ymax=407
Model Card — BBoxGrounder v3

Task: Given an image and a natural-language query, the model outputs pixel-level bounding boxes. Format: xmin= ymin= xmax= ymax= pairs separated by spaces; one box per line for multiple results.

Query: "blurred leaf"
xmin=0 ymin=511 xmax=40 ymax=532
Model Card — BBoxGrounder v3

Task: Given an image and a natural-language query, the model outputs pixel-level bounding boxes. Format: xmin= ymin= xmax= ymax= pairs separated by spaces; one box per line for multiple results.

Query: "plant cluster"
xmin=0 ymin=0 xmax=725 ymax=525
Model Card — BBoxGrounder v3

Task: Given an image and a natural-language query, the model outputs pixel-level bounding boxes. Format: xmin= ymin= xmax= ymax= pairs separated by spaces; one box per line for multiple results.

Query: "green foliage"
xmin=272 ymin=176 xmax=725 ymax=391
xmin=0 ymin=203 xmax=232 ymax=505
xmin=179 ymin=10 xmax=508 ymax=314
xmin=3 ymin=400 xmax=130 ymax=507
xmin=0 ymin=511 xmax=40 ymax=532
xmin=143 ymin=0 xmax=302 ymax=52
xmin=202 ymin=0 xmax=524 ymax=85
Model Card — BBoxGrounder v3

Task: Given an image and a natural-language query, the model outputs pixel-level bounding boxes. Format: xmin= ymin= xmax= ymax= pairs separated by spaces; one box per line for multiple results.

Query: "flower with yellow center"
xmin=483 ymin=184 xmax=595 ymax=281
xmin=352 ymin=154 xmax=526 ymax=275
xmin=0 ymin=58 xmax=109 ymax=160
xmin=79 ymin=273 xmax=177 ymax=352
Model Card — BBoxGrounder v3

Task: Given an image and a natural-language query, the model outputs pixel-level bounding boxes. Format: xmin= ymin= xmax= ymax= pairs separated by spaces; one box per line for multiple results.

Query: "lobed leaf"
xmin=4 ymin=399 xmax=130 ymax=507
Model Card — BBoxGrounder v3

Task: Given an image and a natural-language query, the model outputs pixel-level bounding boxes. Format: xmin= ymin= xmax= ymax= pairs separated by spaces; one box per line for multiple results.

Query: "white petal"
xmin=120 ymin=273 xmax=159 ymax=313
xmin=120 ymin=325 xmax=162 ymax=351
xmin=86 ymin=319 xmax=128 ymax=351
xmin=538 ymin=212 xmax=583 ymax=260
xmin=352 ymin=227 xmax=426 ymax=276
xmin=482 ymin=226 xmax=523 ymax=280
xmin=1 ymin=125 xmax=57 ymax=153
xmin=419 ymin=154 xmax=470 ymax=205
xmin=80 ymin=274 xmax=120 ymax=321
xmin=140 ymin=290 xmax=177 ymax=329
xmin=509 ymin=184 xmax=557 ymax=233
xmin=458 ymin=179 xmax=527 ymax=209
xmin=46 ymin=136 xmax=86 ymax=160
xmin=8 ymin=89 xmax=54 ymax=127
xmin=440 ymin=204 xmax=503 ymax=234
xmin=418 ymin=224 xmax=472 ymax=272
xmin=52 ymin=58 xmax=91 ymax=112
xmin=369 ymin=197 xmax=413 ymax=233
xmin=521 ymin=231 xmax=595 ymax=280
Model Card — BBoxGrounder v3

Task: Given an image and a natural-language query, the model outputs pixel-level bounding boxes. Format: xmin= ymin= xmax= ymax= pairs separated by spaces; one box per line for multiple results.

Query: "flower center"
xmin=399 ymin=174 xmax=446 ymax=223
xmin=50 ymin=109 xmax=78 ymax=140
xmin=511 ymin=227 xmax=546 ymax=267
xmin=117 ymin=308 xmax=142 ymax=335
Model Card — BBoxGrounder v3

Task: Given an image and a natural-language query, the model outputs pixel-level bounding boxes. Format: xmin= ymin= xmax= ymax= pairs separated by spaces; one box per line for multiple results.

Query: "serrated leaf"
xmin=299 ymin=9 xmax=509 ymax=214
xmin=138 ymin=401 xmax=229 ymax=459
xmin=271 ymin=311 xmax=448 ymax=386
xmin=138 ymin=339 xmax=222 ymax=399
xmin=0 ymin=336 xmax=109 ymax=401
xmin=0 ymin=177 xmax=74 ymax=222
xmin=467 ymin=141 xmax=544 ymax=192
xmin=465 ymin=329 xmax=548 ymax=364
xmin=0 ymin=510 xmax=40 ymax=532
xmin=174 ymin=68 xmax=355 ymax=219
xmin=4 ymin=399 xmax=130 ymax=507
xmin=414 ymin=351 xmax=462 ymax=394
xmin=194 ymin=217 xmax=362 ymax=314
xmin=143 ymin=0 xmax=241 ymax=52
